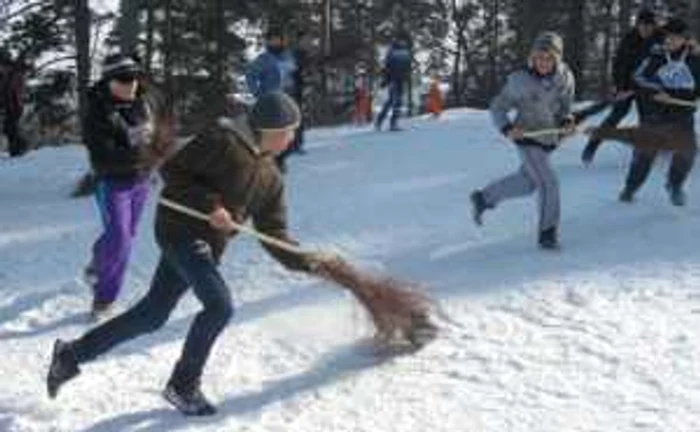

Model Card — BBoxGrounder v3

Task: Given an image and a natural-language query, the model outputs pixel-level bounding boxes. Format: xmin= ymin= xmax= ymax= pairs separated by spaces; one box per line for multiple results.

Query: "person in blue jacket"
xmin=246 ymin=27 xmax=299 ymax=172
xmin=375 ymin=36 xmax=412 ymax=131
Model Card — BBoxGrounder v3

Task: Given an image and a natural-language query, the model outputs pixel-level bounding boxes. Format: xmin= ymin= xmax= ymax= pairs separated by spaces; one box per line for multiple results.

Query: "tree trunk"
xmin=144 ymin=0 xmax=155 ymax=74
xmin=601 ymin=0 xmax=615 ymax=94
xmin=618 ymin=0 xmax=633 ymax=35
xmin=163 ymin=0 xmax=174 ymax=104
xmin=74 ymin=0 xmax=91 ymax=127
xmin=116 ymin=0 xmax=141 ymax=55
xmin=489 ymin=0 xmax=500 ymax=97
xmin=565 ymin=0 xmax=586 ymax=96
xmin=320 ymin=0 xmax=332 ymax=122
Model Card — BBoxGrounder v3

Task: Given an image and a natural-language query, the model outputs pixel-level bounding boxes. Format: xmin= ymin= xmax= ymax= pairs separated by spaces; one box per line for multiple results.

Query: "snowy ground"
xmin=1 ymin=108 xmax=699 ymax=431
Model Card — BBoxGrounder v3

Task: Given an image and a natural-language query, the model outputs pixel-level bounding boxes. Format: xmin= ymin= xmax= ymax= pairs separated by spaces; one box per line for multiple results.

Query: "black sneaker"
xmin=47 ymin=339 xmax=80 ymax=399
xmin=667 ymin=185 xmax=686 ymax=207
xmin=538 ymin=227 xmax=560 ymax=250
xmin=470 ymin=190 xmax=490 ymax=226
xmin=619 ymin=188 xmax=634 ymax=203
xmin=83 ymin=264 xmax=98 ymax=291
xmin=163 ymin=381 xmax=217 ymax=416
xmin=90 ymin=299 xmax=115 ymax=322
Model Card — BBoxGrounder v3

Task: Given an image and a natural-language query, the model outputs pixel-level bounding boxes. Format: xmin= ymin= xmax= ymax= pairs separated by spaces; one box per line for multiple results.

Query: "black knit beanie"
xmin=101 ymin=53 xmax=142 ymax=81
xmin=250 ymin=92 xmax=301 ymax=131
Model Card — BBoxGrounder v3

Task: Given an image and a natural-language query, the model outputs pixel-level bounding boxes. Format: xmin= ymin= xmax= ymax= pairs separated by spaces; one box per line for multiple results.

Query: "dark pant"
xmin=624 ymin=145 xmax=697 ymax=193
xmin=72 ymin=236 xmax=234 ymax=387
xmin=275 ymin=121 xmax=305 ymax=172
xmin=4 ymin=112 xmax=28 ymax=157
xmin=275 ymin=94 xmax=305 ymax=172
xmin=583 ymin=96 xmax=634 ymax=156
xmin=375 ymin=80 xmax=404 ymax=130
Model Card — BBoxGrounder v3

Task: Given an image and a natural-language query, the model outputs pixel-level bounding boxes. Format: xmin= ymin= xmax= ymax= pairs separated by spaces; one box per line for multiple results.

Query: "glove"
xmin=559 ymin=115 xmax=576 ymax=137
xmin=305 ymin=251 xmax=341 ymax=276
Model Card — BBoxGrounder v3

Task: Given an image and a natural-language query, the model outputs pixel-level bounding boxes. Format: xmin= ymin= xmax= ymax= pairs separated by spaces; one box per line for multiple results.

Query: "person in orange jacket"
xmin=425 ymin=75 xmax=443 ymax=118
xmin=352 ymin=72 xmax=372 ymax=125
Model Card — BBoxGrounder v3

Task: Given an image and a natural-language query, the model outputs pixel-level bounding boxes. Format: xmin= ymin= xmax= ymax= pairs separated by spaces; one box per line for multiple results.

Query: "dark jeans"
xmin=624 ymin=144 xmax=697 ymax=193
xmin=72 ymin=235 xmax=234 ymax=387
xmin=275 ymin=121 xmax=305 ymax=172
xmin=375 ymin=80 xmax=404 ymax=129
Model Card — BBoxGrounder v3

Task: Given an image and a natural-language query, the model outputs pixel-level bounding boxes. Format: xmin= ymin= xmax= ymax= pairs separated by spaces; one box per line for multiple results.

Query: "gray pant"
xmin=482 ymin=145 xmax=560 ymax=231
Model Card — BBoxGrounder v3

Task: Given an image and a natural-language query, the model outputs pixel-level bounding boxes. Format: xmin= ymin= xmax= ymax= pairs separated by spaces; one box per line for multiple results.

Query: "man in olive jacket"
xmin=47 ymin=92 xmax=326 ymax=416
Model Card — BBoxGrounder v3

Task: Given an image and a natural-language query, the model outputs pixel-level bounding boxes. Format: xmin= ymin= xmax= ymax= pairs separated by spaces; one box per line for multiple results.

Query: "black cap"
xmin=101 ymin=53 xmax=142 ymax=81
xmin=637 ymin=9 xmax=656 ymax=25
xmin=250 ymin=92 xmax=301 ymax=131
xmin=664 ymin=17 xmax=690 ymax=37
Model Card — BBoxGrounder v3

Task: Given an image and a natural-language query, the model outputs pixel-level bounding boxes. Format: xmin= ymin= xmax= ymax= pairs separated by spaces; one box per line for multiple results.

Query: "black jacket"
xmin=612 ymin=29 xmax=664 ymax=91
xmin=83 ymin=82 xmax=155 ymax=179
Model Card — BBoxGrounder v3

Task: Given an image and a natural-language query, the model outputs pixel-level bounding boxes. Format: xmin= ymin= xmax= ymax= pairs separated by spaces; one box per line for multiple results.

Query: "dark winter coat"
xmin=634 ymin=46 xmax=700 ymax=126
xmin=612 ymin=29 xmax=664 ymax=91
xmin=156 ymin=114 xmax=312 ymax=270
xmin=83 ymin=82 xmax=156 ymax=179
xmin=382 ymin=43 xmax=411 ymax=85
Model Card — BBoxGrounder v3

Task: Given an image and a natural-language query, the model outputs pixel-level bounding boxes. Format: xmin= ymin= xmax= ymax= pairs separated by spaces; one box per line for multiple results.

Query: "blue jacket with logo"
xmin=634 ymin=46 xmax=700 ymax=125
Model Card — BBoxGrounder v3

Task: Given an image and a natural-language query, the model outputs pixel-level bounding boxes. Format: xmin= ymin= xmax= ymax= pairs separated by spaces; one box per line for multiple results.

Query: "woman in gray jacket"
xmin=470 ymin=32 xmax=576 ymax=250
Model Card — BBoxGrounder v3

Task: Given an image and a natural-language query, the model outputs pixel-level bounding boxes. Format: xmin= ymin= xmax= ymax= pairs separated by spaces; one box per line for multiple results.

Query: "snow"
xmin=1 ymin=108 xmax=700 ymax=431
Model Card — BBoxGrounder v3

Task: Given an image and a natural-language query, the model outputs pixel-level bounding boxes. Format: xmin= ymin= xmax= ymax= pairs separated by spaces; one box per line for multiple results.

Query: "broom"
xmin=580 ymin=94 xmax=698 ymax=152
xmin=583 ymin=123 xmax=696 ymax=152
xmin=521 ymin=97 xmax=623 ymax=140
xmin=159 ymin=197 xmax=439 ymax=351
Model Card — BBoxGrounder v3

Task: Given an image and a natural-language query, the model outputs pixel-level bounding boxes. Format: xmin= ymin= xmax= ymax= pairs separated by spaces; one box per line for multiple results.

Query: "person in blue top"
xmin=375 ymin=35 xmax=412 ymax=131
xmin=246 ymin=27 xmax=298 ymax=98
xmin=246 ymin=27 xmax=300 ymax=172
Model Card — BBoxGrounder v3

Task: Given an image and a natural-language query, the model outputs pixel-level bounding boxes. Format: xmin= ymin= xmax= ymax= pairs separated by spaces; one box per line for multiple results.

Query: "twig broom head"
xmin=315 ymin=255 xmax=438 ymax=351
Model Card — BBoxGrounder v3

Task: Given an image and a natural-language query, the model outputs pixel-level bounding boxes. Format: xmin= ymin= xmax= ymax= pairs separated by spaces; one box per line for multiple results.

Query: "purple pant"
xmin=91 ymin=177 xmax=151 ymax=303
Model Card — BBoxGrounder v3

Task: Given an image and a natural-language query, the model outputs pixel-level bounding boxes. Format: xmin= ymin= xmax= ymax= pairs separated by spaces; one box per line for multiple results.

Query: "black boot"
xmin=619 ymin=187 xmax=634 ymax=203
xmin=538 ymin=227 xmax=560 ymax=250
xmin=667 ymin=184 xmax=686 ymax=207
xmin=47 ymin=339 xmax=80 ymax=399
xmin=581 ymin=140 xmax=601 ymax=165
xmin=163 ymin=374 xmax=216 ymax=416
xmin=470 ymin=190 xmax=491 ymax=226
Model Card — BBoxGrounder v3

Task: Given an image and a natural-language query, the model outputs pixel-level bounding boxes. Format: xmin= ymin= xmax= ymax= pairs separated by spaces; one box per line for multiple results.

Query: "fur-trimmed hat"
xmin=531 ymin=32 xmax=564 ymax=61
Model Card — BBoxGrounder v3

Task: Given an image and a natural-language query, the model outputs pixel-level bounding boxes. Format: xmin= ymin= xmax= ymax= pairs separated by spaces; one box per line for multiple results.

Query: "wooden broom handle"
xmin=522 ymin=128 xmax=571 ymax=138
xmin=158 ymin=197 xmax=308 ymax=256
xmin=657 ymin=96 xmax=697 ymax=108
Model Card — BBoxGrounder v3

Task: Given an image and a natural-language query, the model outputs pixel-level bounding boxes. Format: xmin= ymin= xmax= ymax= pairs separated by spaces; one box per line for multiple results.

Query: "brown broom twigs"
xmin=584 ymin=123 xmax=696 ymax=152
xmin=159 ymin=198 xmax=439 ymax=351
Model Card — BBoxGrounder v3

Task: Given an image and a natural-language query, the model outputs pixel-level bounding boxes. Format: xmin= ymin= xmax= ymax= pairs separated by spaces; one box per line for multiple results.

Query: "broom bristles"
xmin=315 ymin=256 xmax=438 ymax=350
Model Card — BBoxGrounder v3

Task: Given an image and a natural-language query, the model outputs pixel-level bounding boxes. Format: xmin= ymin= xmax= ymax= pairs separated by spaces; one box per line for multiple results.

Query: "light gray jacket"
xmin=490 ymin=64 xmax=576 ymax=146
